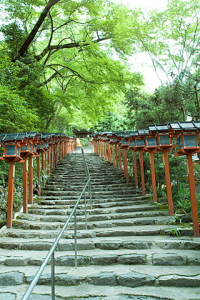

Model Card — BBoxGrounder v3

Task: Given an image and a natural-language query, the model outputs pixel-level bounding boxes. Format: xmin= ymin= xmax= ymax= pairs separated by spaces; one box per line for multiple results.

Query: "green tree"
xmin=0 ymin=0 xmax=144 ymax=131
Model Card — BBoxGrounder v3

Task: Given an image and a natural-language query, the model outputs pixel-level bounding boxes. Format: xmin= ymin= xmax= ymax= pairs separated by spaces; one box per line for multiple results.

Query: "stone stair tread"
xmin=18 ymin=203 xmax=164 ymax=217
xmin=1 ymin=284 xmax=200 ymax=300
xmin=0 ymin=264 xmax=200 ymax=278
xmin=1 ymin=229 xmax=199 ymax=244
xmin=0 ymin=248 xmax=199 ymax=268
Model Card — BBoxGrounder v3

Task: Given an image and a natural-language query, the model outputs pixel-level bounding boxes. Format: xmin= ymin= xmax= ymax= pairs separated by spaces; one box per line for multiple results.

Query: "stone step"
xmin=15 ymin=210 xmax=170 ymax=226
xmin=0 ymin=265 xmax=200 ymax=289
xmin=1 ymin=250 xmax=199 ymax=267
xmin=1 ymin=223 xmax=194 ymax=237
xmin=1 ymin=233 xmax=200 ymax=250
xmin=27 ymin=206 xmax=165 ymax=217
xmin=28 ymin=199 xmax=148 ymax=210
xmin=36 ymin=195 xmax=148 ymax=205
xmin=1 ymin=284 xmax=200 ymax=300
xmin=40 ymin=190 xmax=139 ymax=197
xmin=43 ymin=185 xmax=137 ymax=192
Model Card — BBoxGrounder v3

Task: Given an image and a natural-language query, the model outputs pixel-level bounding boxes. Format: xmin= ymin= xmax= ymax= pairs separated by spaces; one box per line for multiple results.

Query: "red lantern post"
xmin=120 ymin=133 xmax=130 ymax=183
xmin=134 ymin=130 xmax=148 ymax=196
xmin=149 ymin=124 xmax=175 ymax=215
xmin=128 ymin=132 xmax=138 ymax=190
xmin=169 ymin=121 xmax=200 ymax=237
xmin=144 ymin=134 xmax=158 ymax=203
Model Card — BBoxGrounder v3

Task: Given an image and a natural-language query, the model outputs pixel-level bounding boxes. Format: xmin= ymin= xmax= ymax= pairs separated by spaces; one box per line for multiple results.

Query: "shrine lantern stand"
xmin=169 ymin=121 xmax=200 ymax=237
xmin=0 ymin=133 xmax=25 ymax=228
xmin=119 ymin=132 xmax=130 ymax=183
xmin=149 ymin=124 xmax=175 ymax=215
xmin=20 ymin=132 xmax=38 ymax=212
xmin=110 ymin=133 xmax=119 ymax=169
xmin=134 ymin=129 xmax=149 ymax=196
xmin=144 ymin=130 xmax=158 ymax=203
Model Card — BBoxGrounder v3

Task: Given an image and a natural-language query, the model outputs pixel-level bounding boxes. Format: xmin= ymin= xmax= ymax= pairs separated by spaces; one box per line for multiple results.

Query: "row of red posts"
xmin=0 ymin=132 xmax=76 ymax=228
xmin=92 ymin=121 xmax=200 ymax=237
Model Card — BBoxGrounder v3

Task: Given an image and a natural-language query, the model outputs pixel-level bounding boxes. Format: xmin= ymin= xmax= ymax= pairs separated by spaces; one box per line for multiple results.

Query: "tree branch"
xmin=34 ymin=37 xmax=110 ymax=61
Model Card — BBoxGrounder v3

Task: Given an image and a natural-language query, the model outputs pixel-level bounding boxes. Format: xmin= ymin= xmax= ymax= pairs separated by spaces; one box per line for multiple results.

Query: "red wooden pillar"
xmin=132 ymin=150 xmax=138 ymax=189
xmin=52 ymin=145 xmax=55 ymax=170
xmin=187 ymin=152 xmax=200 ymax=237
xmin=118 ymin=147 xmax=122 ymax=173
xmin=37 ymin=155 xmax=41 ymax=196
xmin=99 ymin=141 xmax=102 ymax=157
xmin=122 ymin=148 xmax=129 ymax=183
xmin=108 ymin=143 xmax=112 ymax=163
xmin=95 ymin=141 xmax=97 ymax=154
xmin=115 ymin=144 xmax=118 ymax=168
xmin=7 ymin=161 xmax=15 ymax=228
xmin=42 ymin=152 xmax=45 ymax=175
xmin=104 ymin=142 xmax=107 ymax=160
xmin=29 ymin=156 xmax=33 ymax=204
xmin=59 ymin=142 xmax=62 ymax=159
xmin=112 ymin=145 xmax=115 ymax=166
xmin=23 ymin=158 xmax=28 ymax=213
xmin=139 ymin=150 xmax=145 ymax=196
xmin=149 ymin=150 xmax=157 ymax=203
xmin=55 ymin=144 xmax=58 ymax=165
xmin=66 ymin=142 xmax=68 ymax=156
xmin=47 ymin=149 xmax=50 ymax=175
xmin=163 ymin=149 xmax=174 ymax=216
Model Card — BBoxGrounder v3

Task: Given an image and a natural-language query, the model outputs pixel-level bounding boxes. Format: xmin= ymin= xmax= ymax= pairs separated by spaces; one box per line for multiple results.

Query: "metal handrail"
xmin=22 ymin=148 xmax=91 ymax=300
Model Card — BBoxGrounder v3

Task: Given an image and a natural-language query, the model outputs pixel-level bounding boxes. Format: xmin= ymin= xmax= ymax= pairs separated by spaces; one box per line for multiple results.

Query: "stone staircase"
xmin=0 ymin=147 xmax=200 ymax=300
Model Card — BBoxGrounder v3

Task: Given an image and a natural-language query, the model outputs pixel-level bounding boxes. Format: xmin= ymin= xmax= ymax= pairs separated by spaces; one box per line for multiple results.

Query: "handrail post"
xmin=74 ymin=209 xmax=77 ymax=268
xmin=84 ymin=191 xmax=87 ymax=230
xmin=51 ymin=252 xmax=55 ymax=300
xmin=89 ymin=181 xmax=92 ymax=209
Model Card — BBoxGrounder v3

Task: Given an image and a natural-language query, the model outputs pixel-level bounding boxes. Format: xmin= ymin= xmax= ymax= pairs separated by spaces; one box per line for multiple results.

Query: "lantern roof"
xmin=123 ymin=132 xmax=130 ymax=138
xmin=169 ymin=121 xmax=199 ymax=131
xmin=26 ymin=132 xmax=38 ymax=140
xmin=137 ymin=129 xmax=149 ymax=136
xmin=115 ymin=131 xmax=125 ymax=137
xmin=149 ymin=124 xmax=169 ymax=132
xmin=129 ymin=131 xmax=138 ymax=137
xmin=1 ymin=132 xmax=26 ymax=142
xmin=193 ymin=121 xmax=200 ymax=129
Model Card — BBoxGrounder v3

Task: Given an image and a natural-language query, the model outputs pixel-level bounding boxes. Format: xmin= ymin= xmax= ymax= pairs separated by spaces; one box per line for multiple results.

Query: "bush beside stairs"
xmin=0 ymin=147 xmax=200 ymax=300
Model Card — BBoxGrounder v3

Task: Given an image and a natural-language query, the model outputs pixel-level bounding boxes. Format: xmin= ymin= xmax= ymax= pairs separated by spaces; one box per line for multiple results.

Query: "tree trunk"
xmin=15 ymin=0 xmax=60 ymax=60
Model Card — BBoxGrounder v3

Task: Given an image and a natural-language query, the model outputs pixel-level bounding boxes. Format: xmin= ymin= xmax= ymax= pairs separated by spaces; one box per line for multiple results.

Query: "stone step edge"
xmin=1 ymin=252 xmax=199 ymax=267
xmin=0 ymin=270 xmax=200 ymax=288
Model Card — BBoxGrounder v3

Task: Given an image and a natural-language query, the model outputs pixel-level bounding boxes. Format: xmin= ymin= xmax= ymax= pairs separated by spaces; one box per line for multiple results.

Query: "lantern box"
xmin=33 ymin=144 xmax=38 ymax=154
xmin=121 ymin=132 xmax=130 ymax=148
xmin=148 ymin=124 xmax=173 ymax=150
xmin=169 ymin=121 xmax=200 ymax=156
xmin=145 ymin=137 xmax=157 ymax=148
xmin=1 ymin=133 xmax=26 ymax=159
xmin=20 ymin=142 xmax=33 ymax=155
xmin=128 ymin=131 xmax=137 ymax=149
xmin=37 ymin=143 xmax=44 ymax=150
xmin=4 ymin=143 xmax=21 ymax=157
xmin=169 ymin=122 xmax=199 ymax=150
xmin=129 ymin=140 xmax=135 ymax=147
xmin=135 ymin=129 xmax=148 ymax=149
